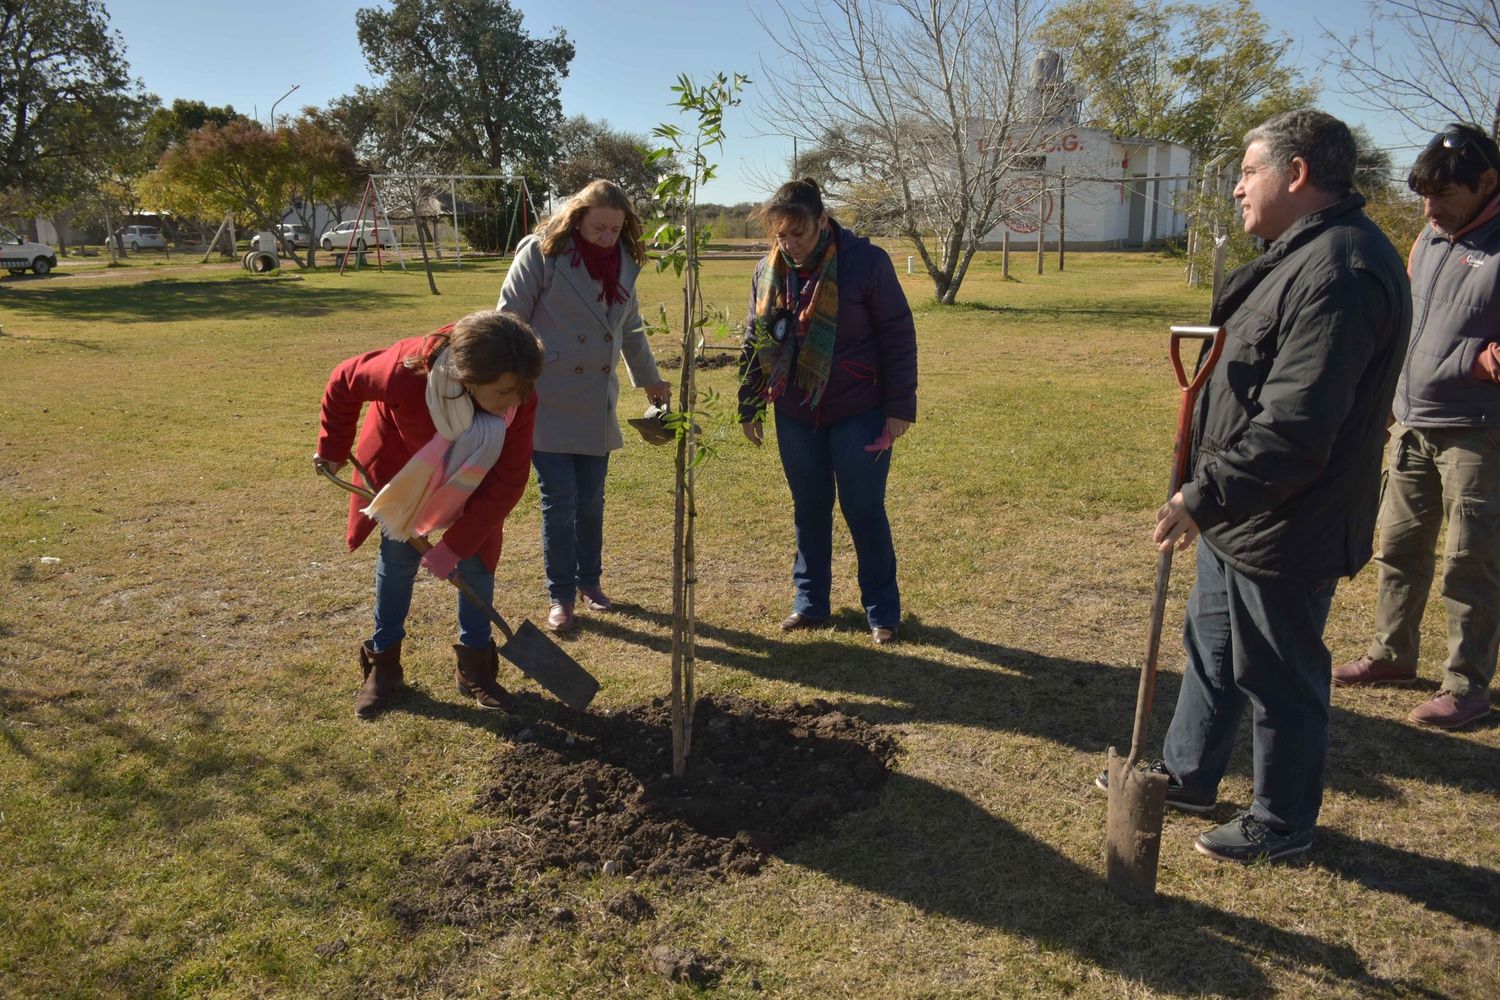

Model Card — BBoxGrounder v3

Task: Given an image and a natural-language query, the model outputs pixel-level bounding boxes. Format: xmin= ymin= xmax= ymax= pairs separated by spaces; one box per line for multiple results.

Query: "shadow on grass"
xmin=588 ymin=607 xmax=1500 ymax=802
xmin=393 ymin=685 xmax=525 ymax=736
xmin=913 ymin=299 xmax=1186 ymax=323
xmin=0 ymin=277 xmax=402 ymax=323
xmin=1312 ymin=829 xmax=1500 ymax=933
xmin=425 ymin=678 xmax=1426 ymax=996
xmin=787 ymin=773 xmax=1438 ymax=999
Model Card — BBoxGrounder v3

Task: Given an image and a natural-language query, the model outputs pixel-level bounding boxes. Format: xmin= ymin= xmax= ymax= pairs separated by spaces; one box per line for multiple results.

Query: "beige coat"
xmin=497 ymin=234 xmax=662 ymax=455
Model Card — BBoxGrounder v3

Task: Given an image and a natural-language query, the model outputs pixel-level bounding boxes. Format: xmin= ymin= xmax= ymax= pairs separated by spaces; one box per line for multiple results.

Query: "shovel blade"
xmin=1105 ymin=746 xmax=1168 ymax=905
xmin=626 ymin=417 xmax=676 ymax=446
xmin=498 ymin=620 xmax=601 ymax=711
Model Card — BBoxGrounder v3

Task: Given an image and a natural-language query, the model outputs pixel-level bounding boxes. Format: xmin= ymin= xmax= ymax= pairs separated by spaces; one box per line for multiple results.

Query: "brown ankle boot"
xmin=356 ymin=640 xmax=404 ymax=720
xmin=453 ymin=642 xmax=514 ymax=712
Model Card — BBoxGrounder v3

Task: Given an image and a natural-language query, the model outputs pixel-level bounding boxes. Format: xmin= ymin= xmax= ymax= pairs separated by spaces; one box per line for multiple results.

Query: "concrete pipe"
xmin=246 ymin=251 xmax=278 ymax=273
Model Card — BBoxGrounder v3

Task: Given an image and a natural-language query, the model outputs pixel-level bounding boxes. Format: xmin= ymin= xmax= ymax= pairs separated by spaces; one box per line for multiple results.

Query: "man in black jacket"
xmin=1151 ymin=110 xmax=1412 ymax=862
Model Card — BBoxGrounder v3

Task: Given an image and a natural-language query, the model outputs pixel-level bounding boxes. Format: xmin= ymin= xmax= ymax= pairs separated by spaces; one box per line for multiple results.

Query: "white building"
xmin=980 ymin=54 xmax=1195 ymax=250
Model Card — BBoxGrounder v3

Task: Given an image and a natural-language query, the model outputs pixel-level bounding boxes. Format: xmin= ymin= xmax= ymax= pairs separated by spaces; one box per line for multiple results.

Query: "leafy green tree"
xmin=650 ymin=71 xmax=751 ymax=777
xmin=0 ymin=0 xmax=139 ymax=211
xmin=553 ymin=116 xmax=669 ymax=208
xmin=144 ymin=119 xmax=360 ymax=266
xmin=352 ymin=0 xmax=574 ymax=176
xmin=142 ymin=99 xmax=247 ymax=158
xmin=62 ymin=91 xmax=159 ymax=258
xmin=1039 ymin=0 xmax=1317 ymax=159
xmin=284 ymin=115 xmax=365 ymax=266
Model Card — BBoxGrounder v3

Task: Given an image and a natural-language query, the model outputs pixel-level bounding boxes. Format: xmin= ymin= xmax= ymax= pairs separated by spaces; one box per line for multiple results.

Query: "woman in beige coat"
xmin=497 ymin=179 xmax=671 ymax=631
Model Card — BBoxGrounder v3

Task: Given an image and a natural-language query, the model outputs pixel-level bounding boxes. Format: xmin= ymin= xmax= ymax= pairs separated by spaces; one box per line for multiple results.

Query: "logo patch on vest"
xmin=1461 ymin=250 xmax=1488 ymax=268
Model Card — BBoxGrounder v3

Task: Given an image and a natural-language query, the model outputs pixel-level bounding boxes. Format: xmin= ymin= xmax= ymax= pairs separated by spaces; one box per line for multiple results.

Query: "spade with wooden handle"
xmin=1105 ymin=324 xmax=1226 ymax=904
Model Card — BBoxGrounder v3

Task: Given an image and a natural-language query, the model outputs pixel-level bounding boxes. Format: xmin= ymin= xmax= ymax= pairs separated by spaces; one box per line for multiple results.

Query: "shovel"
xmin=318 ymin=458 xmax=601 ymax=711
xmin=1105 ymin=324 xmax=1226 ymax=904
xmin=626 ymin=403 xmax=677 ymax=447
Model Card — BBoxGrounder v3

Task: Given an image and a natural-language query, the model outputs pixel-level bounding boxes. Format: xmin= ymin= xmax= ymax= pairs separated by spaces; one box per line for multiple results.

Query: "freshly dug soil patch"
xmin=657 ymin=350 xmax=740 ymax=370
xmin=394 ymin=695 xmax=897 ymax=930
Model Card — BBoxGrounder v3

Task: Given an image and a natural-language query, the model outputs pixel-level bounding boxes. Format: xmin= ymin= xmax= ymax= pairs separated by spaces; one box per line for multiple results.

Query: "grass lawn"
xmin=2 ymin=250 xmax=1497 ymax=998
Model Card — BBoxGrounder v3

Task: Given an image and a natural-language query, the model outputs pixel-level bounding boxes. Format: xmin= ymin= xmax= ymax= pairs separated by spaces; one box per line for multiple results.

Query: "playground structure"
xmin=363 ymin=173 xmax=539 ymax=270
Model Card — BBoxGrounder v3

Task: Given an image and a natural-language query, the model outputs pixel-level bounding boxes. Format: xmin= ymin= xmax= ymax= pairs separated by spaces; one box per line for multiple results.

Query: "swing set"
xmin=338 ymin=173 xmax=539 ymax=276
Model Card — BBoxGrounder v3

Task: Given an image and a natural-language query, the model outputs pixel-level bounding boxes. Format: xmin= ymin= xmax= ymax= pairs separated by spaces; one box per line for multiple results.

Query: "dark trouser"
xmin=1163 ymin=541 xmax=1338 ymax=833
xmin=774 ymin=406 xmax=900 ymax=629
xmin=372 ymin=535 xmax=494 ymax=651
xmin=1368 ymin=424 xmax=1500 ymax=697
xmin=532 ymin=450 xmax=610 ymax=605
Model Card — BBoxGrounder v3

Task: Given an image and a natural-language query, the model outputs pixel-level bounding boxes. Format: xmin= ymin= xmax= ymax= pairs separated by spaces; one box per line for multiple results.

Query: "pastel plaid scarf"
xmin=362 ymin=346 xmax=515 ymax=541
xmin=754 ymin=226 xmax=838 ymax=406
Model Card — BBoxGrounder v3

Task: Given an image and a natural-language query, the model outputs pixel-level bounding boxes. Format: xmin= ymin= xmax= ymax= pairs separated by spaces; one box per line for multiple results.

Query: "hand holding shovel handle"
xmin=1131 ymin=327 xmax=1227 ymax=757
xmin=314 ymin=458 xmax=517 ymax=641
xmin=1106 ymin=325 xmax=1225 ymax=904
xmin=316 ymin=456 xmax=600 ymax=709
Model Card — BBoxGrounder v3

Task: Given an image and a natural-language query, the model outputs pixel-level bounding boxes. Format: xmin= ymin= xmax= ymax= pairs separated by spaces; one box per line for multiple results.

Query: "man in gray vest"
xmin=1334 ymin=123 xmax=1500 ymax=731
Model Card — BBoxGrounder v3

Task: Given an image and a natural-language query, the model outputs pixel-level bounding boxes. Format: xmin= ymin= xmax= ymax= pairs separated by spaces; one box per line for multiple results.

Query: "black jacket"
xmin=1181 ymin=194 xmax=1412 ymax=581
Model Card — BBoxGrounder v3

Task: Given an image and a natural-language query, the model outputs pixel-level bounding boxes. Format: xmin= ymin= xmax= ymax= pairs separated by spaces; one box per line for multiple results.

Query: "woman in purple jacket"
xmin=739 ymin=178 xmax=918 ymax=645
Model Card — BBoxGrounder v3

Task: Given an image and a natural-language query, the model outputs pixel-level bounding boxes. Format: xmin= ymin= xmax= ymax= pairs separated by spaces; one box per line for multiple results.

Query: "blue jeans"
xmin=1163 ymin=541 xmax=1338 ymax=833
xmin=371 ymin=535 xmax=495 ymax=651
xmin=775 ymin=406 xmax=900 ymax=629
xmin=532 ymin=450 xmax=610 ymax=604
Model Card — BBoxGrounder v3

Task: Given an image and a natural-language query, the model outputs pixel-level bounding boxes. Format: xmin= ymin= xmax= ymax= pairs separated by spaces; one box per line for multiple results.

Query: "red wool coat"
xmin=316 ymin=332 xmax=537 ymax=571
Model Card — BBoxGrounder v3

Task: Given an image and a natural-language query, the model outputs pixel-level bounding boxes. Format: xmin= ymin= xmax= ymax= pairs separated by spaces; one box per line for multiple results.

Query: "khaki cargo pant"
xmin=1368 ymin=423 xmax=1500 ymax=696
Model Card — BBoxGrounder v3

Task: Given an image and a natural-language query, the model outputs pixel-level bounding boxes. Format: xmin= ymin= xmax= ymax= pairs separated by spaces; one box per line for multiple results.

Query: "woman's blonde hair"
xmin=535 ymin=178 xmax=646 ymax=265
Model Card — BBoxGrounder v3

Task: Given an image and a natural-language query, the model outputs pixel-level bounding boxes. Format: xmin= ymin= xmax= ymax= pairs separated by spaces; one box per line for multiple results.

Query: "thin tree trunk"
xmin=410 ymin=193 xmax=440 ymax=295
xmin=670 ymin=281 xmax=691 ymax=778
xmin=102 ymin=205 xmax=118 ymax=263
xmin=671 ymin=202 xmax=702 ymax=778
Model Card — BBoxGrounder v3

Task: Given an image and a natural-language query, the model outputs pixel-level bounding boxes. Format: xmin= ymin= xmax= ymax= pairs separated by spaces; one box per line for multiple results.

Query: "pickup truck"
xmin=0 ymin=225 xmax=58 ymax=275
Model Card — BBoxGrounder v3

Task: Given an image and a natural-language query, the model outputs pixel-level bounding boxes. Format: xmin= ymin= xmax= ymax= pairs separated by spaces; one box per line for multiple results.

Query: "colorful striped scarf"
xmin=362 ymin=346 xmax=516 ymax=542
xmin=754 ymin=226 xmax=838 ymax=407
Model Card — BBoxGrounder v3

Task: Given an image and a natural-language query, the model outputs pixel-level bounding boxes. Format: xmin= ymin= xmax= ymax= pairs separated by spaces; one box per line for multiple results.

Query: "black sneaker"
xmin=1194 ymin=811 xmax=1313 ymax=864
xmin=1094 ymin=759 xmax=1216 ymax=814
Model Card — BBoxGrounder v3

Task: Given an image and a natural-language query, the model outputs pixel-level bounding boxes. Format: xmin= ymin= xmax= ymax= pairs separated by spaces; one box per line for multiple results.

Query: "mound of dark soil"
xmin=394 ymin=695 xmax=896 ymax=930
xmin=656 ymin=350 xmax=740 ymax=370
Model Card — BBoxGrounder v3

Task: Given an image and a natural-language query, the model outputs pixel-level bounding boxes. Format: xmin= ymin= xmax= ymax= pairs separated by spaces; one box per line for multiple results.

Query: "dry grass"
xmin=1 ymin=251 xmax=1497 ymax=998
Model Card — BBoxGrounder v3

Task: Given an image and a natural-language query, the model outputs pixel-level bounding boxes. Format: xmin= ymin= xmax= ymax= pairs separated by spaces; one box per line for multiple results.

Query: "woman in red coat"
xmin=315 ymin=310 xmax=543 ymax=719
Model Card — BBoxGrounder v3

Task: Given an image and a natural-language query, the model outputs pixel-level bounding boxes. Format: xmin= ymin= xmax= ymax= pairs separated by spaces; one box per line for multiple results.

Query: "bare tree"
xmin=759 ymin=0 xmax=1066 ymax=303
xmin=1324 ymin=1 xmax=1500 ymax=139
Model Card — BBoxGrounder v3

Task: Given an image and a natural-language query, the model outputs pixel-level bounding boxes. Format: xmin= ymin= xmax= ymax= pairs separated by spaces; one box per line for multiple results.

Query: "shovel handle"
xmin=317 ymin=454 xmax=516 ymax=642
xmin=1167 ymin=326 xmax=1226 ymax=496
xmin=1126 ymin=325 xmax=1227 ymax=766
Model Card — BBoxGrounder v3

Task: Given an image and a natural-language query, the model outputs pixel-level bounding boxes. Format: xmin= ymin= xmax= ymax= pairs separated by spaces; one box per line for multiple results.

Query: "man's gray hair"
xmin=1244 ymin=110 xmax=1356 ymax=194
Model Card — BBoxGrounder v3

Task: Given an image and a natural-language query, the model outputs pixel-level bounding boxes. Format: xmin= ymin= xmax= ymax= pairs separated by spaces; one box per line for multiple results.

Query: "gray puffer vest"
xmin=1394 ymin=197 xmax=1500 ymax=427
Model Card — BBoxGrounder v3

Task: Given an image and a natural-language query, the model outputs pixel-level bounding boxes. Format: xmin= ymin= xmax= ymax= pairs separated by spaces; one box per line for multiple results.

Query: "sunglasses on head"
xmin=1429 ymin=125 xmax=1500 ymax=172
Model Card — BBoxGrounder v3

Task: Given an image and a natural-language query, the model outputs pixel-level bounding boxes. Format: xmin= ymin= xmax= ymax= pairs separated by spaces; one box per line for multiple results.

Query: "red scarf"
xmin=569 ymin=233 xmax=627 ymax=306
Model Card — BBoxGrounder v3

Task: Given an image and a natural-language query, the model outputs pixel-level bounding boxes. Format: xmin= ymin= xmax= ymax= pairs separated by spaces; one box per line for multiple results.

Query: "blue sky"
xmin=106 ymin=0 xmax=1426 ymax=204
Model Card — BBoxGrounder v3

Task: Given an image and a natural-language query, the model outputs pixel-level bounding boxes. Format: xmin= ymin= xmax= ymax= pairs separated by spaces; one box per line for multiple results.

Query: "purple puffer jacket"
xmin=738 ymin=222 xmax=918 ymax=426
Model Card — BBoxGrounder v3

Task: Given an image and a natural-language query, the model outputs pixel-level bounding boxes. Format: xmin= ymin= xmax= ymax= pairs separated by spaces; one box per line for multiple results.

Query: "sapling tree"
xmin=649 ymin=71 xmax=749 ymax=778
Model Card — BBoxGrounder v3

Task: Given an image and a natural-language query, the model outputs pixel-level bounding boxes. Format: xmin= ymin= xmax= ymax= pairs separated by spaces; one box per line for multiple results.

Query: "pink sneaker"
xmin=1332 ymin=655 xmax=1417 ymax=687
xmin=1408 ymin=691 xmax=1491 ymax=730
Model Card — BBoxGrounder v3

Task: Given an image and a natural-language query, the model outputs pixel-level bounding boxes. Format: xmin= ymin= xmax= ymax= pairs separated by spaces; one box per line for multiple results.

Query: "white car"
xmin=116 ymin=224 xmax=166 ymax=251
xmin=320 ymin=220 xmax=398 ymax=251
xmin=251 ymin=224 xmax=311 ymax=250
xmin=0 ymin=225 xmax=57 ymax=275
